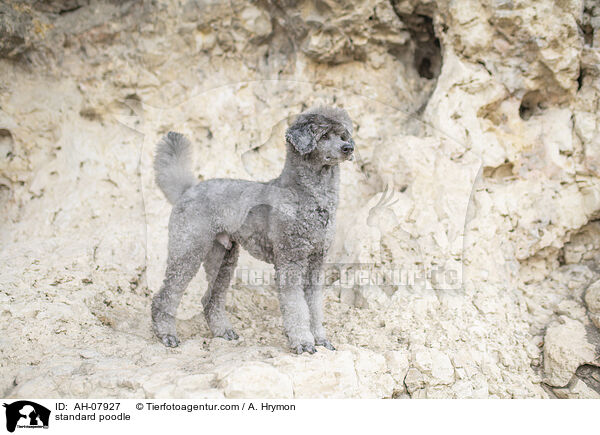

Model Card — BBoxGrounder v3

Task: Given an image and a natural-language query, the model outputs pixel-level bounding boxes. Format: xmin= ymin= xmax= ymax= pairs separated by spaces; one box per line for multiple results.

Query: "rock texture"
xmin=1 ymin=0 xmax=600 ymax=398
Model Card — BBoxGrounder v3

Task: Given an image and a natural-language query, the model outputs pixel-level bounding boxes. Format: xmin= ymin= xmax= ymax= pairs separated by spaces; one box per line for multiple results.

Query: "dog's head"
xmin=285 ymin=106 xmax=354 ymax=165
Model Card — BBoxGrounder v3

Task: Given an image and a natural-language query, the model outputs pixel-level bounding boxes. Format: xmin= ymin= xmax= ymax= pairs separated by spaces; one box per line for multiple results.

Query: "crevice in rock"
xmin=59 ymin=5 xmax=82 ymax=15
xmin=575 ymin=364 xmax=600 ymax=394
xmin=482 ymin=162 xmax=514 ymax=180
xmin=577 ymin=67 xmax=585 ymax=91
xmin=519 ymin=90 xmax=545 ymax=121
xmin=390 ymin=3 xmax=442 ymax=80
xmin=560 ymin=220 xmax=600 ymax=272
xmin=542 ymin=384 xmax=559 ymax=398
xmin=0 ymin=128 xmax=14 ymax=160
xmin=1 ymin=377 xmax=18 ymax=399
xmin=403 ymin=374 xmax=412 ymax=398
xmin=79 ymin=107 xmax=102 ymax=121
xmin=582 ymin=23 xmax=594 ymax=47
xmin=580 ymin=3 xmax=595 ymax=47
xmin=557 ymin=249 xmax=566 ymax=266
xmin=28 ymin=0 xmax=88 ymax=15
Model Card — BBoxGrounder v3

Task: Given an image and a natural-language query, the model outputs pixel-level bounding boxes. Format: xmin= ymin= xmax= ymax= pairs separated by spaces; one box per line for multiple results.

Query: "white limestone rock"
xmin=217 ymin=363 xmax=293 ymax=399
xmin=543 ymin=318 xmax=596 ymax=387
xmin=1 ymin=0 xmax=599 ymax=400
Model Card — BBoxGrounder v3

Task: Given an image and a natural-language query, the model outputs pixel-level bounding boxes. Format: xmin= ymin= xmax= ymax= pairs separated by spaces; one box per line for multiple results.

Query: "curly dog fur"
xmin=151 ymin=106 xmax=354 ymax=354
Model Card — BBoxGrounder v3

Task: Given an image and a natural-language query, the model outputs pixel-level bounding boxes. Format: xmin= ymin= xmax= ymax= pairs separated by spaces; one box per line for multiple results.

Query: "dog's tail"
xmin=154 ymin=132 xmax=196 ymax=204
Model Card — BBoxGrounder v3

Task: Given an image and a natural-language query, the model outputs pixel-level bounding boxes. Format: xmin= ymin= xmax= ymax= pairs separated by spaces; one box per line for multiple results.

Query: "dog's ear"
xmin=285 ymin=118 xmax=318 ymax=155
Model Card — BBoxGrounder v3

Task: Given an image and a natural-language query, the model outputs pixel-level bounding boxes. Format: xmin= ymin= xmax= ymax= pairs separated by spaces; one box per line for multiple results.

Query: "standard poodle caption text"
xmin=54 ymin=402 xmax=130 ymax=423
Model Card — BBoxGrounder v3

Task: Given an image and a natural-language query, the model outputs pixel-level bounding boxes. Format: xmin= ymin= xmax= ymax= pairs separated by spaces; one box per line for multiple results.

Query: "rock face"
xmin=543 ymin=318 xmax=595 ymax=387
xmin=1 ymin=0 xmax=600 ymax=398
xmin=585 ymin=279 xmax=600 ymax=329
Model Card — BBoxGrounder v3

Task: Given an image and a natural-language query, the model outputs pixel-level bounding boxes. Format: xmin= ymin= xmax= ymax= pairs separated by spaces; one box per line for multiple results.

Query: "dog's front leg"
xmin=275 ymin=261 xmax=316 ymax=354
xmin=304 ymin=255 xmax=335 ymax=351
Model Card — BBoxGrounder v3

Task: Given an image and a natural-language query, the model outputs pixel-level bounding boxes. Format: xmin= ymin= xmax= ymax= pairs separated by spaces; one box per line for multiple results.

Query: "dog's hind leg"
xmin=151 ymin=232 xmax=207 ymax=347
xmin=202 ymin=240 xmax=240 ymax=340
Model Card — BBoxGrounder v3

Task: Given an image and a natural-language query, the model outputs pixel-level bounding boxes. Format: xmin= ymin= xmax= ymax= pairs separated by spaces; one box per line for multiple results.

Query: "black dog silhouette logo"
xmin=3 ymin=401 xmax=50 ymax=432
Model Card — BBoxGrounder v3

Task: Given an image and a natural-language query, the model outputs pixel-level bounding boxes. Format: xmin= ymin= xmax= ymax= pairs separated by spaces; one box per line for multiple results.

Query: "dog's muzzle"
xmin=341 ymin=140 xmax=354 ymax=160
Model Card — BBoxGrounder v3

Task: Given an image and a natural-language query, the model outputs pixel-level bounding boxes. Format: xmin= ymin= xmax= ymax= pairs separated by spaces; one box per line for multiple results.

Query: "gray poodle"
xmin=151 ymin=106 xmax=354 ymax=354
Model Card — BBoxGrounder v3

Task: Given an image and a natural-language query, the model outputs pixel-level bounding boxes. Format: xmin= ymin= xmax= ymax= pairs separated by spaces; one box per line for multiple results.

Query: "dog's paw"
xmin=292 ymin=343 xmax=317 ymax=355
xmin=315 ymin=338 xmax=336 ymax=351
xmin=160 ymin=334 xmax=180 ymax=347
xmin=218 ymin=329 xmax=239 ymax=341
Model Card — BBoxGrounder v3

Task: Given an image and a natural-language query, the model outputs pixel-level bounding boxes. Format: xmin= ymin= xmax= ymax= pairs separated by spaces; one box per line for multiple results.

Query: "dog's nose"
xmin=341 ymin=143 xmax=354 ymax=154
